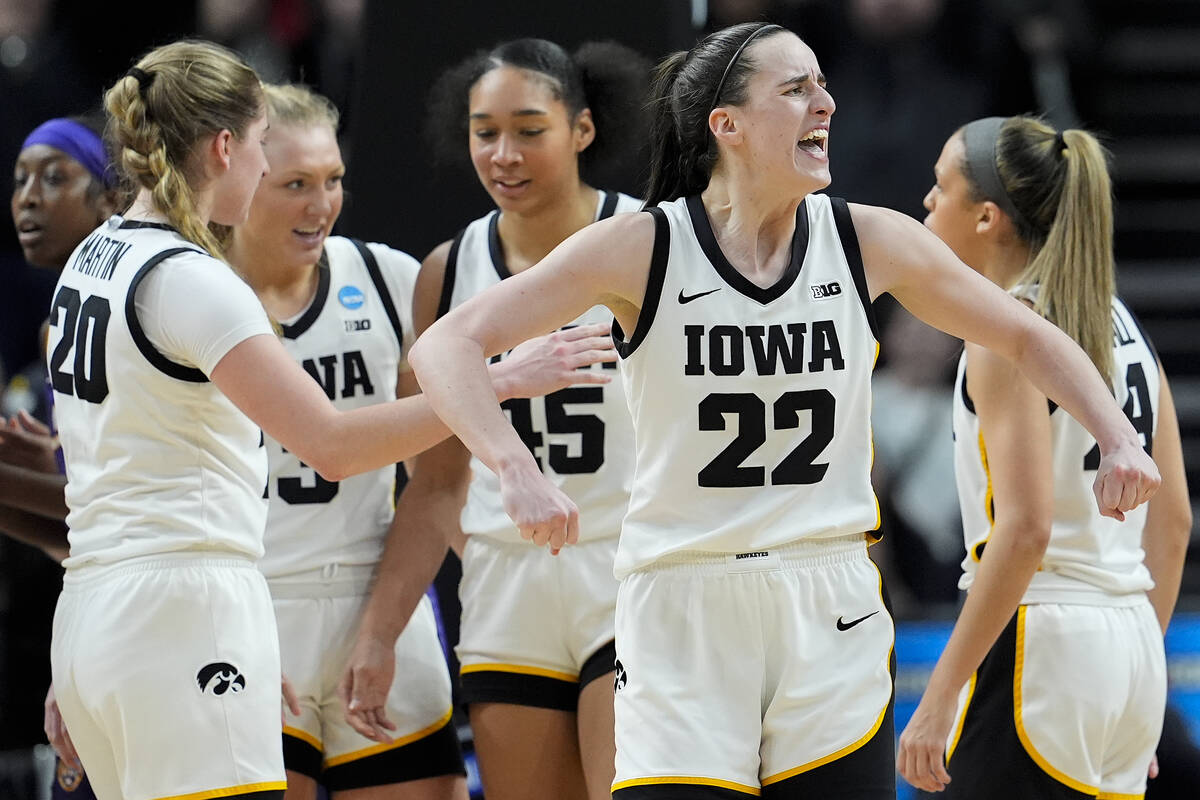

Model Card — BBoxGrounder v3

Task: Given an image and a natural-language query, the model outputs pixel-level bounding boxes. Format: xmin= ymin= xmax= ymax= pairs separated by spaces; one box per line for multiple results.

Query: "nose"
xmin=923 ymin=186 xmax=936 ymax=213
xmin=308 ymin=187 xmax=334 ymax=217
xmin=14 ymin=177 xmax=41 ymax=208
xmin=491 ymin=133 xmax=522 ymax=167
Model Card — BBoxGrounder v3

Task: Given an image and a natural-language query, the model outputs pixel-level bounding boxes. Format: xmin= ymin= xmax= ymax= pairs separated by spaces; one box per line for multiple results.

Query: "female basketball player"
xmin=407 ymin=23 xmax=1160 ymax=799
xmin=897 ymin=117 xmax=1191 ymax=798
xmin=227 ymin=82 xmax=473 ymax=800
xmin=339 ymin=38 xmax=647 ymax=800
xmin=47 ymin=41 xmax=611 ymax=800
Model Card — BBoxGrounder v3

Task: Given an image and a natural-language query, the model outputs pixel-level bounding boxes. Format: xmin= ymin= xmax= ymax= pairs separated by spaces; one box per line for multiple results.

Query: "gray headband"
xmin=961 ymin=116 xmax=1030 ymax=232
xmin=709 ymin=24 xmax=784 ymax=114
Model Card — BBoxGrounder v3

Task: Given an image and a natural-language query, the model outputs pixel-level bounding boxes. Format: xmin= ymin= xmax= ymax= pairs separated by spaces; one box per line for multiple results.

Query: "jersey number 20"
xmin=48 ymin=286 xmax=110 ymax=404
xmin=699 ymin=389 xmax=834 ymax=487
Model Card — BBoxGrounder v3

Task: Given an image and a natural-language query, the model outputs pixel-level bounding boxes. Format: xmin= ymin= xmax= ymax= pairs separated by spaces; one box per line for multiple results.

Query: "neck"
xmin=126 ymin=188 xmax=178 ymax=225
xmin=228 ymin=234 xmax=322 ymax=318
xmin=495 ymin=182 xmax=599 ymax=272
xmin=981 ymin=238 xmax=1033 ymax=289
xmin=701 ymin=170 xmax=804 ymax=281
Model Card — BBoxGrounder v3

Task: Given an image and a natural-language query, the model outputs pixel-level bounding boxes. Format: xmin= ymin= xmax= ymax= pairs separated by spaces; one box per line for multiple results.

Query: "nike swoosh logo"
xmin=678 ymin=288 xmax=720 ymax=304
xmin=836 ymin=611 xmax=880 ymax=631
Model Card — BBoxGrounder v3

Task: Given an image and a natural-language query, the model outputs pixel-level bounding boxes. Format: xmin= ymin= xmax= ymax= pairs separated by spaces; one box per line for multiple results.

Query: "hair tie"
xmin=709 ymin=24 xmax=783 ymax=114
xmin=126 ymin=67 xmax=155 ymax=96
xmin=1054 ymin=130 xmax=1068 ymax=157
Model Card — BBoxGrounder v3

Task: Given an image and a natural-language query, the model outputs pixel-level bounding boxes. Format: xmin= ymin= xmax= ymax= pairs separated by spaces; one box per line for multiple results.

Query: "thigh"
xmin=612 ymin=570 xmax=763 ymax=797
xmin=274 ymin=596 xmax=327 ymax=781
xmin=577 ymin=667 xmax=617 ymax=800
xmin=321 ymin=596 xmax=464 ymax=792
xmin=468 ymin=702 xmax=588 ymax=800
xmin=60 ymin=560 xmax=287 ymax=800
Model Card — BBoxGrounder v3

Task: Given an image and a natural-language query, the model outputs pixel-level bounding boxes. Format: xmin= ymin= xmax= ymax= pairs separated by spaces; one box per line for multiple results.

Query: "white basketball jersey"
xmin=440 ymin=191 xmax=641 ymax=543
xmin=258 ymin=237 xmax=419 ymax=578
xmin=613 ymin=194 xmax=881 ymax=577
xmin=50 ymin=217 xmax=273 ymax=567
xmin=954 ymin=294 xmax=1157 ymax=601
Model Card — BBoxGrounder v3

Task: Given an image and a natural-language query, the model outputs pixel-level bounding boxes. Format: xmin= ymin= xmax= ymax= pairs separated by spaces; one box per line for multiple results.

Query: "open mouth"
xmin=292 ymin=227 xmax=325 ymax=246
xmin=494 ymin=178 xmax=530 ymax=192
xmin=17 ymin=220 xmax=42 ymax=234
xmin=797 ymin=128 xmax=828 ymax=157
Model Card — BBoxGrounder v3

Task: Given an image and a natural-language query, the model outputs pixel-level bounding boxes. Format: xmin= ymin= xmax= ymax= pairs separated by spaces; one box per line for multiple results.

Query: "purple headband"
xmin=21 ymin=119 xmax=113 ymax=188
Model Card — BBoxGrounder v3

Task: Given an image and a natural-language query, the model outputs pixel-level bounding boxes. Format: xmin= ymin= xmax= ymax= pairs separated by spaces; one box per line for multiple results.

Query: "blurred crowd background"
xmin=1 ymin=0 xmax=1197 ymax=796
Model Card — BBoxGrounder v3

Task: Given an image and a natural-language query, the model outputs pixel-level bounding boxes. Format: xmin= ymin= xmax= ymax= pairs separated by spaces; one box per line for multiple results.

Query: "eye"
xmin=44 ymin=170 xmax=66 ymax=186
xmin=286 ymin=179 xmax=305 ymax=189
xmin=326 ymin=175 xmax=344 ymax=189
xmin=520 ymin=128 xmax=545 ymax=137
xmin=473 ymin=129 xmax=497 ymax=141
xmin=13 ymin=171 xmax=28 ymax=189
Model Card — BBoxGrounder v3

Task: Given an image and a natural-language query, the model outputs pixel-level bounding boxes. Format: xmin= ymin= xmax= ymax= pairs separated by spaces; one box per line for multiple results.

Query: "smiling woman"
xmin=408 ymin=21 xmax=1161 ymax=800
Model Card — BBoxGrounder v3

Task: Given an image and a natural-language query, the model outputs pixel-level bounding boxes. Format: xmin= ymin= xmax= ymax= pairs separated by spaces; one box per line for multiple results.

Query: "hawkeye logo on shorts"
xmin=810 ymin=281 xmax=842 ymax=300
xmin=197 ymin=662 xmax=246 ymax=696
xmin=614 ymin=659 xmax=628 ymax=691
xmin=56 ymin=760 xmax=83 ymax=792
xmin=338 ymin=285 xmax=365 ymax=309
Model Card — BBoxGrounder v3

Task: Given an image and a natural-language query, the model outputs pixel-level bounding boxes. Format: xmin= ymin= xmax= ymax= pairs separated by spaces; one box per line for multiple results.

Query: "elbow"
xmin=1008 ymin=516 xmax=1053 ymax=556
xmin=298 ymin=445 xmax=353 ymax=483
xmin=408 ymin=336 xmax=434 ymax=383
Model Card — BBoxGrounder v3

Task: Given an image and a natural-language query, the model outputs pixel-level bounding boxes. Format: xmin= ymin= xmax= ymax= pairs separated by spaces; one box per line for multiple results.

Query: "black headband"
xmin=961 ymin=116 xmax=1031 ymax=232
xmin=709 ymin=24 xmax=783 ymax=114
xmin=126 ymin=67 xmax=155 ymax=96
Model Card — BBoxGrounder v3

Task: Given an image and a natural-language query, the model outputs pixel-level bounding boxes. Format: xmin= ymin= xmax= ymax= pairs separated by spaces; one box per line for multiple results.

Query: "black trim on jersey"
xmin=685 ymin=194 xmax=808 ymax=305
xmin=579 ymin=639 xmax=617 ymax=689
xmin=1120 ymin=295 xmax=1160 ymax=365
xmin=613 ymin=207 xmax=670 ymax=359
xmin=117 ymin=219 xmax=176 ymax=232
xmin=830 ymin=197 xmax=881 ymax=342
xmin=321 ymin=717 xmax=466 ymax=790
xmin=435 ymin=228 xmax=467 ymax=320
xmin=125 ymin=247 xmax=210 ymax=383
xmin=487 ymin=211 xmax=513 ymax=280
xmin=353 ymin=238 xmax=405 ymax=351
xmin=599 ymin=190 xmax=620 ymax=220
xmin=614 ymin=784 xmax=756 ymax=799
xmin=279 ymin=249 xmax=330 ymax=340
xmin=461 ymin=668 xmax=579 ymax=711
xmin=282 ymin=731 xmax=324 ymax=779
xmin=959 ymin=368 xmax=975 ymax=415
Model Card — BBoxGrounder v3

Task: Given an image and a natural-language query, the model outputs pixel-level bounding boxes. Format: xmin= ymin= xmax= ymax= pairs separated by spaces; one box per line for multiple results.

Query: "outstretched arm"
xmin=853 ymin=203 xmax=1159 ymax=518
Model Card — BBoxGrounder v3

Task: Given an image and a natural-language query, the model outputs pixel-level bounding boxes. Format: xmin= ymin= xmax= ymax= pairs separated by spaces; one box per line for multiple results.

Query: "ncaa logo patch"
xmin=197 ymin=662 xmax=246 ymax=696
xmin=338 ymin=285 xmax=365 ymax=309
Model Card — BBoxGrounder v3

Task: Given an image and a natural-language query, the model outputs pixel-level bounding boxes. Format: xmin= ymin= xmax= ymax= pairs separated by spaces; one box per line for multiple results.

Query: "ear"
xmin=975 ymin=200 xmax=1004 ymax=236
xmin=573 ymin=108 xmax=596 ymax=153
xmin=708 ymin=107 xmax=742 ymax=147
xmin=205 ymin=129 xmax=235 ymax=176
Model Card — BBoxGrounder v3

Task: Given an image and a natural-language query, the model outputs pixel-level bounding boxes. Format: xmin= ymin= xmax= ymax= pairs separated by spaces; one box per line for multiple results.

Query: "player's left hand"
xmin=1148 ymin=753 xmax=1159 ymax=780
xmin=1093 ymin=440 xmax=1160 ymax=522
xmin=897 ymin=693 xmax=956 ymax=792
xmin=490 ymin=322 xmax=617 ymax=401
xmin=338 ymin=634 xmax=399 ymax=743
xmin=0 ymin=411 xmax=59 ymax=474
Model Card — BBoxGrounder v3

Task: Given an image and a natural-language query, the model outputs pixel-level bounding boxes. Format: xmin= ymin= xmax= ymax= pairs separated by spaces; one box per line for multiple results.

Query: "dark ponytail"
xmin=426 ymin=38 xmax=650 ymax=185
xmin=644 ymin=22 xmax=788 ymax=205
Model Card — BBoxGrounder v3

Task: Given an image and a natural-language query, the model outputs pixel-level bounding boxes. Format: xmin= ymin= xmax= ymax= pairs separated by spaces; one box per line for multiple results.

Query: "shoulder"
xmin=845 ymin=202 xmax=927 ymax=246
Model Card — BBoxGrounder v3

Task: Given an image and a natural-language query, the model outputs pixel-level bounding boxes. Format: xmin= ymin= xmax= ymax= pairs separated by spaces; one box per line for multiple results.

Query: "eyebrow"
xmin=469 ymin=109 xmax=550 ymax=120
xmin=779 ymin=72 xmax=827 ymax=88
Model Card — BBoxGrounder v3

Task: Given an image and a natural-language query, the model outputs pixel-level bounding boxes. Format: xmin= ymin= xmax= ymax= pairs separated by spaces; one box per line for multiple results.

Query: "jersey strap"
xmin=829 ymin=197 xmax=881 ymax=342
xmin=351 ymin=238 xmax=404 ymax=351
xmin=599 ymin=190 xmax=620 ymax=220
xmin=613 ymin=206 xmax=669 ymax=359
xmin=125 ymin=247 xmax=210 ymax=383
xmin=436 ymin=227 xmax=468 ymax=321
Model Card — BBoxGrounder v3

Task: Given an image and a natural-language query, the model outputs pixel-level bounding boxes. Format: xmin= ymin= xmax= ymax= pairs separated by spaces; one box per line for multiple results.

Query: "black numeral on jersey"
xmin=48 ymin=286 xmax=110 ymax=403
xmin=503 ymin=387 xmax=605 ymax=475
xmin=1083 ymin=362 xmax=1154 ymax=469
xmin=698 ymin=389 xmax=835 ymax=488
xmin=277 ymin=446 xmax=340 ymax=504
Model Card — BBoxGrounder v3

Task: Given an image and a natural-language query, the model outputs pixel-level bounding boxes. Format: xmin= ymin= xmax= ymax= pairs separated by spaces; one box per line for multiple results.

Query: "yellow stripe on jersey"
xmin=324 ymin=707 xmax=453 ymax=768
xmin=153 ymin=781 xmax=289 ymax=800
xmin=1012 ymin=607 xmax=1099 ymax=795
xmin=945 ymin=672 xmax=977 ymax=762
xmin=867 ymin=341 xmax=882 ymax=540
xmin=969 ymin=430 xmax=994 ymax=562
xmin=1096 ymin=792 xmax=1144 ymax=800
xmin=612 ymin=775 xmax=761 ymax=795
xmin=461 ymin=662 xmax=579 ymax=683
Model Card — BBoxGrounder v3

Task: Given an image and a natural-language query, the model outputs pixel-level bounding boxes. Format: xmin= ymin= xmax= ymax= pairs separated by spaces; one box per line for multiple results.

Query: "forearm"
xmin=923 ymin=523 xmax=1047 ymax=700
xmin=1144 ymin=535 xmax=1187 ymax=634
xmin=0 ymin=463 xmax=68 ymax=519
xmin=0 ymin=505 xmax=69 ymax=561
xmin=1011 ymin=318 xmax=1137 ymax=452
xmin=410 ymin=335 xmax=537 ymax=477
xmin=359 ymin=494 xmax=461 ymax=643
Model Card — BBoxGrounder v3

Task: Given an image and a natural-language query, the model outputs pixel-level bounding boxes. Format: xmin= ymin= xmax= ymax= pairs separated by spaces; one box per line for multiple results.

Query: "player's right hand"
xmin=492 ymin=322 xmax=617 ymax=401
xmin=44 ymin=684 xmax=81 ymax=771
xmin=338 ymin=634 xmax=399 ymax=743
xmin=499 ymin=460 xmax=579 ymax=554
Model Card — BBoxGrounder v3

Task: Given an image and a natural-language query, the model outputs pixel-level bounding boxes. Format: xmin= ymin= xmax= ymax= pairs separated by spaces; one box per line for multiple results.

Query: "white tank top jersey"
xmin=439 ymin=191 xmax=641 ymax=544
xmin=612 ymin=194 xmax=881 ymax=578
xmin=953 ymin=293 xmax=1158 ymax=603
xmin=49 ymin=217 xmax=275 ymax=568
xmin=258 ymin=237 xmax=419 ymax=578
